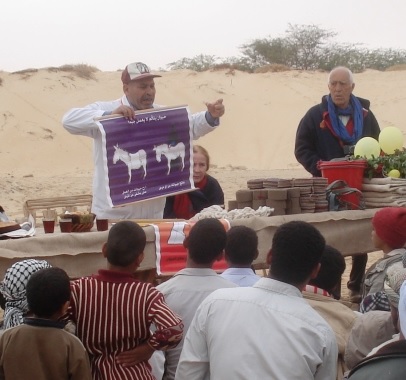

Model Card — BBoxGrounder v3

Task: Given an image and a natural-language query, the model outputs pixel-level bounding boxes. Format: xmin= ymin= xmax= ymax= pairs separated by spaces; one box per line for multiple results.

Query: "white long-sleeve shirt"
xmin=151 ymin=268 xmax=237 ymax=380
xmin=220 ymin=267 xmax=261 ymax=286
xmin=62 ymin=95 xmax=217 ymax=219
xmin=175 ymin=278 xmax=338 ymax=380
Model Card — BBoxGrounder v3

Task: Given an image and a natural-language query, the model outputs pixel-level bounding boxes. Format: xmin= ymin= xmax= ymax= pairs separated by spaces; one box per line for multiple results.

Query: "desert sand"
xmin=1 ymin=67 xmax=405 ymax=299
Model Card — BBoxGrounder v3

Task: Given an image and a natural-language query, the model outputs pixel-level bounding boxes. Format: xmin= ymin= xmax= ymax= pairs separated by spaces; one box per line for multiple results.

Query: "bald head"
xmin=327 ymin=66 xmax=354 ymax=85
xmin=327 ymin=66 xmax=355 ymax=108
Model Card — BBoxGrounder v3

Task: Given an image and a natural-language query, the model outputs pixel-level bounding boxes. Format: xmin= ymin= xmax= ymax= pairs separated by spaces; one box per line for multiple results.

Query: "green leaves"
xmin=360 ymin=148 xmax=406 ymax=179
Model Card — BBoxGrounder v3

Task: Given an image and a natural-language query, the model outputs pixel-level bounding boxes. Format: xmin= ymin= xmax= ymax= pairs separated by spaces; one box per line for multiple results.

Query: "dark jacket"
xmin=163 ymin=174 xmax=224 ymax=219
xmin=294 ymin=96 xmax=380 ymax=176
xmin=347 ymin=339 xmax=406 ymax=379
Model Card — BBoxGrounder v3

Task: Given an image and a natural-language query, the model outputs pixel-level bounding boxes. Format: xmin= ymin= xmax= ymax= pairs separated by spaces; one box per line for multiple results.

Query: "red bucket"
xmin=318 ymin=160 xmax=367 ymax=209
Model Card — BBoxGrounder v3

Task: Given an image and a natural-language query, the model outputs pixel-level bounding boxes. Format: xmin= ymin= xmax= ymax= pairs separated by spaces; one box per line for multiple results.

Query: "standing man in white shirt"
xmin=220 ymin=225 xmax=261 ymax=286
xmin=175 ymin=221 xmax=338 ymax=380
xmin=62 ymin=62 xmax=225 ymax=219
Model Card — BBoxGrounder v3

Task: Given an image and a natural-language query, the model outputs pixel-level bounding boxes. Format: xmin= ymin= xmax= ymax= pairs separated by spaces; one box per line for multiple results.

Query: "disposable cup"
xmin=96 ymin=219 xmax=109 ymax=231
xmin=59 ymin=218 xmax=73 ymax=233
xmin=43 ymin=219 xmax=55 ymax=234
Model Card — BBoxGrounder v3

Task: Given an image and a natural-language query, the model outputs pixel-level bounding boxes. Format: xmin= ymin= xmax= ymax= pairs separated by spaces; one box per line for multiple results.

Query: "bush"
xmin=255 ymin=64 xmax=290 ymax=73
xmin=11 ymin=68 xmax=38 ymax=75
xmin=386 ymin=64 xmax=406 ymax=72
xmin=58 ymin=64 xmax=99 ymax=80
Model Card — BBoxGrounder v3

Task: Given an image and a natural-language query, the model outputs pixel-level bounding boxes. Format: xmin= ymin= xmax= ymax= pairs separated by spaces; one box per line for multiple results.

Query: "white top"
xmin=220 ymin=267 xmax=261 ymax=286
xmin=152 ymin=268 xmax=237 ymax=380
xmin=62 ymin=96 xmax=217 ymax=219
xmin=399 ymin=281 xmax=406 ymax=337
xmin=175 ymin=277 xmax=338 ymax=380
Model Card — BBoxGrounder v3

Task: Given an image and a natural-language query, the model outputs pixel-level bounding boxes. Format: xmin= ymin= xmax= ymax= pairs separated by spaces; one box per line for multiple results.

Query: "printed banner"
xmin=96 ymin=106 xmax=194 ymax=207
xmin=153 ymin=220 xmax=230 ymax=275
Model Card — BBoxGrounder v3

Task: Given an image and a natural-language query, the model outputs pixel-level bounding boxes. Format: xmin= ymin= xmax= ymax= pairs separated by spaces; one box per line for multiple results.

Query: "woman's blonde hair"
xmin=193 ymin=145 xmax=210 ymax=170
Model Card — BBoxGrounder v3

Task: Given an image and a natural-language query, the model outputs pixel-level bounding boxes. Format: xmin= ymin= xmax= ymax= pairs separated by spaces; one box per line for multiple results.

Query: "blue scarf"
xmin=327 ymin=94 xmax=364 ymax=144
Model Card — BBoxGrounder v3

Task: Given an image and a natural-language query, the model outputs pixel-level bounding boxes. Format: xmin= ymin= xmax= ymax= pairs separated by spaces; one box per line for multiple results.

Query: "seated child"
xmin=360 ymin=207 xmax=406 ymax=313
xmin=0 ymin=267 xmax=92 ymax=379
xmin=221 ymin=225 xmax=261 ymax=286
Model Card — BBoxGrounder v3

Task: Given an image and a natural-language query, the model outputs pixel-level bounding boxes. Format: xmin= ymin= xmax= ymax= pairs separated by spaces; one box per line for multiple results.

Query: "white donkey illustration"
xmin=153 ymin=142 xmax=186 ymax=175
xmin=113 ymin=145 xmax=147 ymax=183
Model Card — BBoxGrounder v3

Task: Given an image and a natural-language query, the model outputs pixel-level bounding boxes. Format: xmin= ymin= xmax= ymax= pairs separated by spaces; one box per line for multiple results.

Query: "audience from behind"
xmin=360 ymin=207 xmax=406 ymax=313
xmin=164 ymin=145 xmax=224 ymax=220
xmin=345 ymin=263 xmax=406 ymax=371
xmin=66 ymin=220 xmax=183 ymax=380
xmin=0 ymin=267 xmax=92 ymax=379
xmin=346 ymin=275 xmax=406 ymax=379
xmin=0 ymin=259 xmax=51 ymax=330
xmin=62 ymin=62 xmax=225 ymax=220
xmin=303 ymin=245 xmax=358 ymax=380
xmin=306 ymin=245 xmax=346 ymax=300
xmin=366 ymin=264 xmax=406 ymax=355
xmin=221 ymin=225 xmax=261 ymax=286
xmin=175 ymin=221 xmax=337 ymax=380
xmin=150 ymin=218 xmax=236 ymax=380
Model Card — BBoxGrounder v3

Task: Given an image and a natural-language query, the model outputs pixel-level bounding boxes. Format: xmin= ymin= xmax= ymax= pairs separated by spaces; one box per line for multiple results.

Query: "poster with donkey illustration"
xmin=96 ymin=106 xmax=194 ymax=208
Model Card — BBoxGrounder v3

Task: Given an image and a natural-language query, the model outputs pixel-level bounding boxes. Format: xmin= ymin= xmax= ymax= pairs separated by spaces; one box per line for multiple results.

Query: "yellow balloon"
xmin=388 ymin=169 xmax=401 ymax=178
xmin=354 ymin=137 xmax=381 ymax=159
xmin=379 ymin=127 xmax=404 ymax=154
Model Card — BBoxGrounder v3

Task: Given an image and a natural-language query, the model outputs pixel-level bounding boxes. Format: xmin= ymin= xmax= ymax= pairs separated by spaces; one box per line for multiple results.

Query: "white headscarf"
xmin=399 ymin=281 xmax=406 ymax=337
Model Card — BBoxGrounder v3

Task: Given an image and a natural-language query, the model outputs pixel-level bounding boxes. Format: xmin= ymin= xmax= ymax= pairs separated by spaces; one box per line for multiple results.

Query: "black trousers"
xmin=347 ymin=254 xmax=368 ymax=292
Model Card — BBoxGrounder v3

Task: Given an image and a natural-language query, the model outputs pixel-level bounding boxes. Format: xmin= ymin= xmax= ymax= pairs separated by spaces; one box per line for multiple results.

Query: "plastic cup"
xmin=96 ymin=219 xmax=109 ymax=231
xmin=59 ymin=218 xmax=73 ymax=233
xmin=42 ymin=218 xmax=55 ymax=234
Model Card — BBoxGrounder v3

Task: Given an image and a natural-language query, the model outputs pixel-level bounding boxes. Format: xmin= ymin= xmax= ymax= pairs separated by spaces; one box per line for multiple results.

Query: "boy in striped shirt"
xmin=67 ymin=220 xmax=183 ymax=380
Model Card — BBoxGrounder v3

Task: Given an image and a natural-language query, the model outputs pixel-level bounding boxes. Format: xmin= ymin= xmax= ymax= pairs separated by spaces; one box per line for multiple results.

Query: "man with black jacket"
xmin=294 ymin=66 xmax=381 ymax=303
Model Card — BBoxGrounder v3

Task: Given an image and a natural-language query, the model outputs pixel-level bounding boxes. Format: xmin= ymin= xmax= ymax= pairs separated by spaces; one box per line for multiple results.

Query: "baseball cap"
xmin=121 ymin=62 xmax=162 ymax=84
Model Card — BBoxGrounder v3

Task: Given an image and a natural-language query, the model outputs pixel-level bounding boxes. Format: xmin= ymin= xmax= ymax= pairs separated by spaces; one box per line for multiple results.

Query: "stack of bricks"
xmin=228 ymin=177 xmax=329 ymax=215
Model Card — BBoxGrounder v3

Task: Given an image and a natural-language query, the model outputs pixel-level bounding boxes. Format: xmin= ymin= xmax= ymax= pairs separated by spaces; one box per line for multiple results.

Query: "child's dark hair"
xmin=106 ymin=221 xmax=146 ymax=267
xmin=225 ymin=225 xmax=258 ymax=265
xmin=26 ymin=267 xmax=70 ymax=318
xmin=309 ymin=245 xmax=346 ymax=295
xmin=186 ymin=219 xmax=227 ymax=264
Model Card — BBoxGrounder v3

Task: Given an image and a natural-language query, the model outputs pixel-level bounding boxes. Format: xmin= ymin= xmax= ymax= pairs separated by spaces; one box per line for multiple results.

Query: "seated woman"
xmin=164 ymin=145 xmax=224 ymax=219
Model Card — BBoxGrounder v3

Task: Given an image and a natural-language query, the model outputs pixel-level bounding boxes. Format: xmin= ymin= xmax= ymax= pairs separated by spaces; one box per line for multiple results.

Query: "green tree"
xmin=239 ymin=24 xmax=336 ymax=70
xmin=284 ymin=24 xmax=336 ymax=70
xmin=164 ymin=24 xmax=406 ymax=73
xmin=167 ymin=54 xmax=217 ymax=71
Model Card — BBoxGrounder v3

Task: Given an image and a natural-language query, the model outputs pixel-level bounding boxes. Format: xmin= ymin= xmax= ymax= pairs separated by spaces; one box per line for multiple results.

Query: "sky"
xmin=2 ymin=0 xmax=406 ymax=72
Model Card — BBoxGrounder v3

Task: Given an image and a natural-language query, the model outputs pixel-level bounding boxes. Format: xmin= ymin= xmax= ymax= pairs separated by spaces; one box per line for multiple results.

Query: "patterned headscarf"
xmin=0 ymin=259 xmax=52 ymax=329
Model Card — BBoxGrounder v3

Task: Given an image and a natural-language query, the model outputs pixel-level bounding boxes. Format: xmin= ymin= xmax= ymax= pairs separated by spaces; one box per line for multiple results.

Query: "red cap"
xmin=372 ymin=207 xmax=406 ymax=248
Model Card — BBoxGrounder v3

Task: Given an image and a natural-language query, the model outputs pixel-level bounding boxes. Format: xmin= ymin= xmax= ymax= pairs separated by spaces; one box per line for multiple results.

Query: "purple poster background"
xmin=97 ymin=106 xmax=194 ymax=207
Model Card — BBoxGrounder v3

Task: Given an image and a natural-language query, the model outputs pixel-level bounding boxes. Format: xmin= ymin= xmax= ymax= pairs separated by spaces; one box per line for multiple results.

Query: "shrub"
xmin=58 ymin=64 xmax=99 ymax=80
xmin=386 ymin=64 xmax=406 ymax=72
xmin=11 ymin=68 xmax=38 ymax=75
xmin=255 ymin=64 xmax=290 ymax=73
